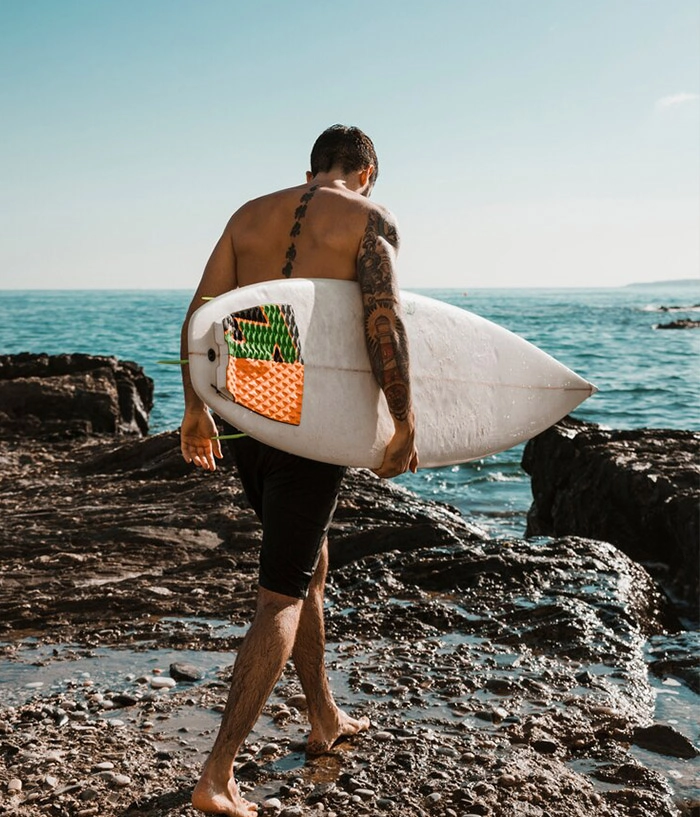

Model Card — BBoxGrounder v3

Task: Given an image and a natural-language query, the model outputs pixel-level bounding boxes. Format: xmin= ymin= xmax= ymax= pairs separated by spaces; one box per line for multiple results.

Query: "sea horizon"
xmin=0 ymin=276 xmax=698 ymax=294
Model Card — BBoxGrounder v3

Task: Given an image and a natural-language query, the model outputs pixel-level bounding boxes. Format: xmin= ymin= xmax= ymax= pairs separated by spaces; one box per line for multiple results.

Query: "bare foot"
xmin=191 ymin=772 xmax=258 ymax=816
xmin=306 ymin=707 xmax=370 ymax=756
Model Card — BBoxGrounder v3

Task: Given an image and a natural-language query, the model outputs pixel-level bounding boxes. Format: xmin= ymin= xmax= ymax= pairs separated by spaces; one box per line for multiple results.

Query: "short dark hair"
xmin=310 ymin=124 xmax=379 ymax=184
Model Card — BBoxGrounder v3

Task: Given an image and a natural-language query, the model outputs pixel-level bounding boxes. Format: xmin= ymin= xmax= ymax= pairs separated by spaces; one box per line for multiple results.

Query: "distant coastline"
xmin=625 ymin=278 xmax=700 ymax=289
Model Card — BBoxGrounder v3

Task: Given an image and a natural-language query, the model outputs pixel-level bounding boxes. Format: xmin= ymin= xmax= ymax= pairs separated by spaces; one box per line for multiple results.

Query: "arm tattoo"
xmin=357 ymin=209 xmax=412 ymax=422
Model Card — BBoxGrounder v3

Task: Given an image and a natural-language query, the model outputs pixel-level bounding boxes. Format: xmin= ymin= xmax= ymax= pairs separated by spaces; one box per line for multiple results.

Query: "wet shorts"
xmin=222 ymin=423 xmax=346 ymax=599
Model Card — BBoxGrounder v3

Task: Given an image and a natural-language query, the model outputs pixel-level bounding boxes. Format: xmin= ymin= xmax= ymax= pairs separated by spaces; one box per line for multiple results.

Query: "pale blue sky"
xmin=1 ymin=0 xmax=698 ymax=289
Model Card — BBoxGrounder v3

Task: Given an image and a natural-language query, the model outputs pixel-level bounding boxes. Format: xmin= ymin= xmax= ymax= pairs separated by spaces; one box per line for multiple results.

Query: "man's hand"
xmin=373 ymin=419 xmax=418 ymax=479
xmin=180 ymin=408 xmax=223 ymax=471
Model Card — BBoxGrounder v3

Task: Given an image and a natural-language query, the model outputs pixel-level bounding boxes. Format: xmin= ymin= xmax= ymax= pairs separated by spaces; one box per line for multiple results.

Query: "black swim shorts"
xmin=222 ymin=423 xmax=346 ymax=599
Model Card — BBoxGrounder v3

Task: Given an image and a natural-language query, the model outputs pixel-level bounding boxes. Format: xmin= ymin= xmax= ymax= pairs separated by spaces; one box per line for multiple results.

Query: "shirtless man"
xmin=180 ymin=124 xmax=418 ymax=816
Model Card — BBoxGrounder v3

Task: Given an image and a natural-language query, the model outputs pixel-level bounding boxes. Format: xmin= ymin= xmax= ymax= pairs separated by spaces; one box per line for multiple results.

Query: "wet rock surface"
xmin=0 ymin=358 xmax=698 ymax=816
xmin=523 ymin=417 xmax=700 ymax=616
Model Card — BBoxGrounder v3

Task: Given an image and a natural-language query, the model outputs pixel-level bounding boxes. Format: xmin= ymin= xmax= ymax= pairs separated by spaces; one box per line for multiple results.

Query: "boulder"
xmin=0 ymin=353 xmax=153 ymax=438
xmin=522 ymin=417 xmax=700 ymax=614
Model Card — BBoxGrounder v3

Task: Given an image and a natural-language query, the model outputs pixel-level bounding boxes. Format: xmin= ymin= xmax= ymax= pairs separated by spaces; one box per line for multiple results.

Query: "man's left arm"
xmin=356 ymin=207 xmax=418 ymax=478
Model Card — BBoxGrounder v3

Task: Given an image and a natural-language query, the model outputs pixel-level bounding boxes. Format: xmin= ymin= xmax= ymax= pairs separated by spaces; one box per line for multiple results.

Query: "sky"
xmin=0 ymin=0 xmax=698 ymax=290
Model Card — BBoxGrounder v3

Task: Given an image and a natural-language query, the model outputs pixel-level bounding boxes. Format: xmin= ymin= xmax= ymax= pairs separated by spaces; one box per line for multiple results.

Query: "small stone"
xmin=170 ymin=662 xmax=204 ymax=682
xmin=7 ymin=778 xmax=22 ymax=794
xmin=262 ymin=798 xmax=282 ymax=812
xmin=497 ymin=774 xmax=520 ymax=787
xmin=149 ymin=586 xmax=173 ymax=596
xmin=425 ymin=792 xmax=442 ymax=805
xmin=150 ymin=676 xmax=177 ymax=690
xmin=111 ymin=693 xmax=139 ymax=707
xmin=45 ymin=775 xmax=59 ymax=788
xmin=280 ymin=807 xmax=304 ymax=817
xmin=25 ymin=681 xmax=44 ymax=689
xmin=374 ymin=731 xmax=394 ymax=742
xmin=112 ymin=774 xmax=132 ymax=788
xmin=259 ymin=743 xmax=280 ymax=756
xmin=435 ymin=746 xmax=459 ymax=757
xmin=92 ymin=761 xmax=115 ymax=772
xmin=285 ymin=694 xmax=308 ymax=710
xmin=353 ymin=788 xmax=375 ymax=801
xmin=532 ymin=739 xmax=559 ymax=754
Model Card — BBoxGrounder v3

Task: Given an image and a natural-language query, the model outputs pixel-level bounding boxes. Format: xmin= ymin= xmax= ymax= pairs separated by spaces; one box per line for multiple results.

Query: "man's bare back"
xmin=231 ymin=180 xmax=379 ymax=287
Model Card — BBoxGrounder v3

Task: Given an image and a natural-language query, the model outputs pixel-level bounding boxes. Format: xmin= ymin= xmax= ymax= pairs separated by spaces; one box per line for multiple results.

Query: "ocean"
xmin=1 ymin=283 xmax=697 ymax=538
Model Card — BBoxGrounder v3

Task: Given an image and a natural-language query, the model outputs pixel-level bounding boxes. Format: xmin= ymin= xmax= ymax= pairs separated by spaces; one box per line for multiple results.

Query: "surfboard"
xmin=187 ymin=279 xmax=596 ymax=469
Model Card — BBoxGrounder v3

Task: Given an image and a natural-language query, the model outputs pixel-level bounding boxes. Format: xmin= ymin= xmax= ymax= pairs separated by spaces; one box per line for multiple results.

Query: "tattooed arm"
xmin=357 ymin=208 xmax=418 ymax=478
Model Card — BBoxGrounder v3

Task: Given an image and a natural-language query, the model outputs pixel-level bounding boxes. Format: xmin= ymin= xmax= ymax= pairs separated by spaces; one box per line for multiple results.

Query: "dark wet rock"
xmin=653 ymin=304 xmax=700 ymax=312
xmin=169 ymin=662 xmax=204 ymax=682
xmin=522 ymin=417 xmax=700 ymax=613
xmin=633 ymin=724 xmax=699 ymax=759
xmin=655 ymin=319 xmax=700 ymax=329
xmin=0 ymin=353 xmax=153 ymax=438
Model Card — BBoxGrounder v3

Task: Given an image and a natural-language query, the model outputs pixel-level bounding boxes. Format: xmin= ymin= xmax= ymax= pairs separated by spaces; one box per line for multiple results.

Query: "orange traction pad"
xmin=225 ymin=357 xmax=304 ymax=425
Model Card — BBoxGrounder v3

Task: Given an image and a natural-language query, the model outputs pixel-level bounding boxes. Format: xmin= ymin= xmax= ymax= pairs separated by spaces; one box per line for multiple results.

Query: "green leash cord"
xmin=156 ymin=358 xmax=247 ymax=440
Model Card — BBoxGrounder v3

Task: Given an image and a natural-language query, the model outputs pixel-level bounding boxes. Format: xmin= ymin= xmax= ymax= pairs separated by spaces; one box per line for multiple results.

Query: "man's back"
xmin=230 ymin=181 xmax=379 ymax=287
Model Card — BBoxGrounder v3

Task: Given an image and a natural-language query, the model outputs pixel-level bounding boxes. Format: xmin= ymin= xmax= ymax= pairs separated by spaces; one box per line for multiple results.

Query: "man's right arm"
xmin=180 ymin=217 xmax=238 ymax=471
xmin=356 ymin=207 xmax=418 ymax=478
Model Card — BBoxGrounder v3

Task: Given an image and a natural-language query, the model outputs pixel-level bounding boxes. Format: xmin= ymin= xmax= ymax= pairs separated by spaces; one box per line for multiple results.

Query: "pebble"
xmin=150 ymin=676 xmax=177 ymax=690
xmin=374 ymin=730 xmax=394 ymax=742
xmin=285 ymin=693 xmax=308 ymax=710
xmin=532 ymin=739 xmax=559 ymax=754
xmin=7 ymin=778 xmax=22 ymax=794
xmin=92 ymin=761 xmax=115 ymax=771
xmin=259 ymin=742 xmax=281 ymax=756
xmin=279 ymin=807 xmax=304 ymax=817
xmin=262 ymin=797 xmax=283 ymax=812
xmin=169 ymin=662 xmax=204 ymax=682
xmin=353 ymin=788 xmax=376 ymax=801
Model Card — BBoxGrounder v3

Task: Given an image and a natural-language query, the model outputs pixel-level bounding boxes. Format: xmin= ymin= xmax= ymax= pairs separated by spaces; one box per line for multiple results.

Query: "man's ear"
xmin=306 ymin=171 xmax=313 ymax=182
xmin=359 ymin=165 xmax=375 ymax=187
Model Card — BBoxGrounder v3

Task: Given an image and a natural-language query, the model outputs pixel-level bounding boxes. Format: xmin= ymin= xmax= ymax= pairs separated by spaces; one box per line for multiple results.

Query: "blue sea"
xmin=1 ymin=283 xmax=698 ymax=538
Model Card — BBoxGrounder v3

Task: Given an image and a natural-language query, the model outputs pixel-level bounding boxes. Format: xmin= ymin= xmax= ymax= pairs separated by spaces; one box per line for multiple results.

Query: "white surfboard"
xmin=188 ymin=279 xmax=595 ymax=469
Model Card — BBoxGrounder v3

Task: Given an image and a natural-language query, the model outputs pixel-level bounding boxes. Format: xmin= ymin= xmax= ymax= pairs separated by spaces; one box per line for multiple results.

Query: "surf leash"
xmin=212 ymin=433 xmax=248 ymax=440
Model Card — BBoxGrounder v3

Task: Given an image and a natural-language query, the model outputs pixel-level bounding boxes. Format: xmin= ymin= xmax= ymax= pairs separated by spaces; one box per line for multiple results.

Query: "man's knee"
xmin=256 ymin=585 xmax=305 ymax=614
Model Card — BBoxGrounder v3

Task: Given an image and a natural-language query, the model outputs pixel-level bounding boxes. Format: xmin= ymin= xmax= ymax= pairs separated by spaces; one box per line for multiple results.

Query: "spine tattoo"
xmin=357 ymin=209 xmax=412 ymax=422
xmin=282 ymin=185 xmax=319 ymax=278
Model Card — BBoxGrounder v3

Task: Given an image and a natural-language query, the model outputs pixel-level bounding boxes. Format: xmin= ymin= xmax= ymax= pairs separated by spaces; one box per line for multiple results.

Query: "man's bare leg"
xmin=291 ymin=540 xmax=370 ymax=755
xmin=192 ymin=588 xmax=303 ymax=816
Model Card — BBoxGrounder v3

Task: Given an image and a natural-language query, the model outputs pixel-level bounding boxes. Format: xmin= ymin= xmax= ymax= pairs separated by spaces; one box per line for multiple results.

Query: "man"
xmin=180 ymin=124 xmax=418 ymax=816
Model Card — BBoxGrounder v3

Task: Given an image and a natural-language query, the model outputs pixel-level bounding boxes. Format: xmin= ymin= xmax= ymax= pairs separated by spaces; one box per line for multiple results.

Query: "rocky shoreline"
xmin=0 ymin=355 xmax=698 ymax=817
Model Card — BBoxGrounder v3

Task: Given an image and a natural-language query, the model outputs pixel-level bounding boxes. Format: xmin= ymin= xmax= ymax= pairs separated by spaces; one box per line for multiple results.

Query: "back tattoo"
xmin=282 ymin=185 xmax=319 ymax=278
